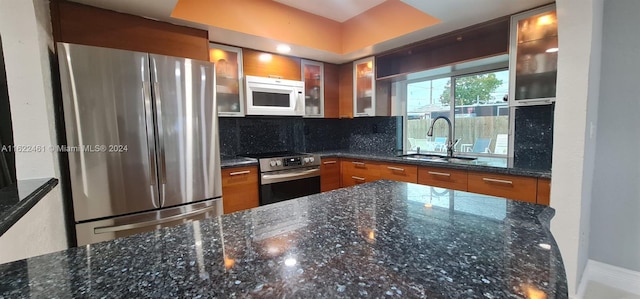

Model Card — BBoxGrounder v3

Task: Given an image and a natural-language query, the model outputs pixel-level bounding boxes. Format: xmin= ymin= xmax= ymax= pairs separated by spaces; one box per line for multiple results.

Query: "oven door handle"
xmin=261 ymin=168 xmax=320 ymax=185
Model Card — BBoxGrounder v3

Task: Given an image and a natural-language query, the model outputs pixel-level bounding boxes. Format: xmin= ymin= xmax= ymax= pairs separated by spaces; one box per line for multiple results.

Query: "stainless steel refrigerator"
xmin=57 ymin=42 xmax=222 ymax=246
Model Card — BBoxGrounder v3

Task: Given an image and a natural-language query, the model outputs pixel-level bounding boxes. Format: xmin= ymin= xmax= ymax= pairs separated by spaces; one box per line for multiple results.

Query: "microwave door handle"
xmin=296 ymin=91 xmax=303 ymax=114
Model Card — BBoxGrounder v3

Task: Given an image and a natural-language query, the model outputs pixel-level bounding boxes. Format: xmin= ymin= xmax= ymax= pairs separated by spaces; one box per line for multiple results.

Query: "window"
xmin=405 ymin=65 xmax=509 ymax=158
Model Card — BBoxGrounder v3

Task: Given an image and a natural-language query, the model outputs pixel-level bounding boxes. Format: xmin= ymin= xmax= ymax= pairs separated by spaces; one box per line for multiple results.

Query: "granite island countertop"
xmin=0 ymin=180 xmax=566 ymax=298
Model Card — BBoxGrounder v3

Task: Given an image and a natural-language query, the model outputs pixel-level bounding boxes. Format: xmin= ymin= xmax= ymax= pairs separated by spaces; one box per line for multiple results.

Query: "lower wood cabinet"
xmin=467 ymin=171 xmax=538 ymax=204
xmin=417 ymin=166 xmax=468 ymax=191
xmin=341 ymin=159 xmax=380 ymax=187
xmin=320 ymin=158 xmax=341 ymax=192
xmin=221 ymin=166 xmax=259 ymax=214
xmin=537 ymin=178 xmax=551 ymax=206
xmin=379 ymin=162 xmax=417 ymax=183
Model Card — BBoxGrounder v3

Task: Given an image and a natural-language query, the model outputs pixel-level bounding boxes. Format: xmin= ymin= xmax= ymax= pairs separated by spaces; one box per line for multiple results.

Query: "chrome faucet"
xmin=427 ymin=116 xmax=454 ymax=158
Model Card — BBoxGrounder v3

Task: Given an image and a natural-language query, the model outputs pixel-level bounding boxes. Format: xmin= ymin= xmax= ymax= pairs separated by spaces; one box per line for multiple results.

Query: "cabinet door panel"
xmin=537 ymin=178 xmax=551 ymax=206
xmin=222 ymin=166 xmax=259 ymax=214
xmin=321 ymin=158 xmax=341 ymax=192
xmin=243 ymin=49 xmax=301 ymax=81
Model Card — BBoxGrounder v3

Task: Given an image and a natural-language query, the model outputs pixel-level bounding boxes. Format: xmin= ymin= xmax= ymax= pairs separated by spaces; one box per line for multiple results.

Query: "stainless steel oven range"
xmin=244 ymin=152 xmax=321 ymax=206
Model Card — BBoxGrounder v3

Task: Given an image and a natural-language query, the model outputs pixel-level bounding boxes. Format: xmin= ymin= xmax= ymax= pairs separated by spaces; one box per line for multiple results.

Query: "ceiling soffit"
xmin=170 ymin=0 xmax=440 ymax=55
xmin=272 ymin=0 xmax=387 ymax=23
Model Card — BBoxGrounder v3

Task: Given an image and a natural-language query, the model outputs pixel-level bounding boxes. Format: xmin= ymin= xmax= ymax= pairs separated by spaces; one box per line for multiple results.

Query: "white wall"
xmin=0 ymin=0 xmax=68 ymax=259
xmin=589 ymin=0 xmax=640 ymax=272
xmin=552 ymin=0 xmax=603 ymax=296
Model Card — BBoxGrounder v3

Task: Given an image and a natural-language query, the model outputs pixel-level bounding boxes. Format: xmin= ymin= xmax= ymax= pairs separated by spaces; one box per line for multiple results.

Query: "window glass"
xmin=406 ymin=77 xmax=450 ymax=153
xmin=453 ymin=70 xmax=509 ymax=156
xmin=405 ymin=69 xmax=509 ymax=157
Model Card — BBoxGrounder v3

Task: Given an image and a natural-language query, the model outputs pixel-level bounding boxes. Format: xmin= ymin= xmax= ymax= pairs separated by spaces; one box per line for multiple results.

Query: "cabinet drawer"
xmin=221 ymin=166 xmax=259 ymax=214
xmin=418 ymin=166 xmax=468 ymax=191
xmin=341 ymin=159 xmax=380 ymax=187
xmin=341 ymin=159 xmax=380 ymax=177
xmin=379 ymin=162 xmax=417 ymax=183
xmin=537 ymin=178 xmax=551 ymax=206
xmin=467 ymin=171 xmax=537 ymax=203
xmin=321 ymin=158 xmax=341 ymax=192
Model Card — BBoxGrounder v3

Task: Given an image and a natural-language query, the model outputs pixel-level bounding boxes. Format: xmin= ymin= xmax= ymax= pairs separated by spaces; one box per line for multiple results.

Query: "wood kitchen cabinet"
xmin=536 ymin=178 xmax=551 ymax=206
xmin=221 ymin=166 xmax=259 ymax=214
xmin=417 ymin=166 xmax=468 ymax=191
xmin=338 ymin=63 xmax=354 ymax=118
xmin=379 ymin=162 xmax=417 ymax=183
xmin=341 ymin=159 xmax=380 ymax=187
xmin=243 ymin=49 xmax=301 ymax=81
xmin=467 ymin=171 xmax=538 ymax=204
xmin=320 ymin=158 xmax=341 ymax=192
xmin=323 ymin=63 xmax=340 ymax=118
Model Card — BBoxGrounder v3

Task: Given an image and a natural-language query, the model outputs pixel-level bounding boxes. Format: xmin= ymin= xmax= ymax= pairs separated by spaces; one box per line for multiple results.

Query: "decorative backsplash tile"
xmin=219 ymin=116 xmax=400 ymax=156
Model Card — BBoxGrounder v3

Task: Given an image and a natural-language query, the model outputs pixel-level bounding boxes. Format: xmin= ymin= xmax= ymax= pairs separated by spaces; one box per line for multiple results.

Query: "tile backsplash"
xmin=218 ymin=116 xmax=400 ymax=157
xmin=513 ymin=104 xmax=554 ymax=171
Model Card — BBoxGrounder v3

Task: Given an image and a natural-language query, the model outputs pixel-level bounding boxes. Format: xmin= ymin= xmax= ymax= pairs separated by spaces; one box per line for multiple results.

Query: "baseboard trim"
xmin=577 ymin=259 xmax=640 ymax=298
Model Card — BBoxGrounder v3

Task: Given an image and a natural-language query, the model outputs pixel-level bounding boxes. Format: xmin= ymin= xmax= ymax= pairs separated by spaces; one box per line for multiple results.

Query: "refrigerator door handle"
xmin=93 ymin=204 xmax=217 ymax=234
xmin=151 ymin=58 xmax=167 ymax=207
xmin=142 ymin=81 xmax=158 ymax=208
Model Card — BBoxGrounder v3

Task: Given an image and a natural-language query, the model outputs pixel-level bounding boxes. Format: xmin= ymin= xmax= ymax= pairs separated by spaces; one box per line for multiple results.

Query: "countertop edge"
xmin=0 ymin=178 xmax=59 ymax=237
xmin=316 ymin=152 xmax=552 ymax=179
xmin=219 ymin=152 xmax=551 ymax=179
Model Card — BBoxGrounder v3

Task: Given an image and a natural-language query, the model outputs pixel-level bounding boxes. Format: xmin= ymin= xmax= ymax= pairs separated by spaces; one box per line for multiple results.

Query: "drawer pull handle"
xmin=323 ymin=161 xmax=337 ymax=165
xmin=351 ymin=176 xmax=365 ymax=181
xmin=352 ymin=162 xmax=366 ymax=166
xmin=229 ymin=170 xmax=250 ymax=176
xmin=482 ymin=178 xmax=513 ymax=185
xmin=387 ymin=166 xmax=405 ymax=172
xmin=428 ymin=171 xmax=451 ymax=177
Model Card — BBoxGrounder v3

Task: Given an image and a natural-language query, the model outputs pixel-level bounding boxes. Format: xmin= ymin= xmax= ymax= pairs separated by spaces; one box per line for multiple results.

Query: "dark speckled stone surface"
xmin=0 ymin=181 xmax=565 ymax=298
xmin=0 ymin=178 xmax=58 ymax=237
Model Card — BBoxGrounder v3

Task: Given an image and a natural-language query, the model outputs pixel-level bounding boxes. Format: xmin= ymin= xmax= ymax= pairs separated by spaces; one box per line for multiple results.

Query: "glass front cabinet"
xmin=353 ymin=56 xmax=375 ymax=117
xmin=508 ymin=4 xmax=558 ymax=106
xmin=209 ymin=43 xmax=244 ymax=116
xmin=301 ymin=59 xmax=324 ymax=117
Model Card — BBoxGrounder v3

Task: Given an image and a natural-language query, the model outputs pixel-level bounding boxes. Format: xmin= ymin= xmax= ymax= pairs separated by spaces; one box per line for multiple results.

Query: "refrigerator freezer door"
xmin=75 ymin=198 xmax=222 ymax=246
xmin=150 ymin=55 xmax=222 ymax=208
xmin=57 ymin=43 xmax=160 ymax=222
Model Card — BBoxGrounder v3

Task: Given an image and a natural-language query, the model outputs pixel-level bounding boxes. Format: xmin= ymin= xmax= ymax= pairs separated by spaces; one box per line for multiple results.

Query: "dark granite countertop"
xmin=0 ymin=178 xmax=59 ymax=237
xmin=315 ymin=150 xmax=552 ymax=179
xmin=220 ymin=155 xmax=258 ymax=169
xmin=0 ymin=180 xmax=566 ymax=298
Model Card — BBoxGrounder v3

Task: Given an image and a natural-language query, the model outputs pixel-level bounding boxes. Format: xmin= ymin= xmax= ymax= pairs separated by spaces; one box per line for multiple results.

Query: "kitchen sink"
xmin=398 ymin=153 xmax=477 ymax=162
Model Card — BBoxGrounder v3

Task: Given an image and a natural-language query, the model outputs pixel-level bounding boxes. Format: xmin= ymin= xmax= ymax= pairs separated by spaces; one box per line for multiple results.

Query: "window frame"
xmin=403 ymin=62 xmax=509 ymax=158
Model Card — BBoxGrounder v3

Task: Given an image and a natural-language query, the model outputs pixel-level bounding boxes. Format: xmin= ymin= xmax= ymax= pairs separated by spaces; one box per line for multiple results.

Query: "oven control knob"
xmin=304 ymin=157 xmax=310 ymax=163
xmin=270 ymin=160 xmax=277 ymax=167
xmin=276 ymin=160 xmax=282 ymax=166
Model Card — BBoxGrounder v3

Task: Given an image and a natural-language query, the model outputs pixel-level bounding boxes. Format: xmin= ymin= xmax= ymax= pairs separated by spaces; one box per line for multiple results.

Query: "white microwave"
xmin=245 ymin=76 xmax=305 ymax=116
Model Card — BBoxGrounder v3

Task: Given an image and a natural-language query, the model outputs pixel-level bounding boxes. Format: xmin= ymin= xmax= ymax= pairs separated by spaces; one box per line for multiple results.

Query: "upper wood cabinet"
xmin=209 ymin=43 xmax=244 ymax=117
xmin=242 ymin=49 xmax=301 ymax=81
xmin=323 ymin=63 xmax=340 ymax=118
xmin=51 ymin=1 xmax=209 ymax=61
xmin=338 ymin=63 xmax=354 ymax=118
xmin=301 ymin=59 xmax=324 ymax=117
xmin=353 ymin=56 xmax=375 ymax=117
xmin=508 ymin=4 xmax=558 ymax=106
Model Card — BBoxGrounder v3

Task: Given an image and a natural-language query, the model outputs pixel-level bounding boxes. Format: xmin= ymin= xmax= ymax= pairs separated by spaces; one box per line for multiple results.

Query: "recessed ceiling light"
xmin=545 ymin=47 xmax=559 ymax=53
xmin=259 ymin=53 xmax=272 ymax=62
xmin=276 ymin=44 xmax=291 ymax=53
